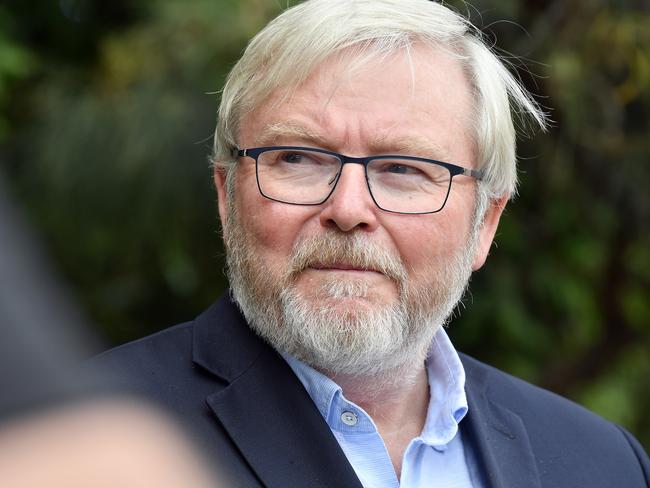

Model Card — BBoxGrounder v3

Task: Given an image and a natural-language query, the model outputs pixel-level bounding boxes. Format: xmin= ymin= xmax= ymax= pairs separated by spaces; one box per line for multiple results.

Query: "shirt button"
xmin=341 ymin=411 xmax=358 ymax=426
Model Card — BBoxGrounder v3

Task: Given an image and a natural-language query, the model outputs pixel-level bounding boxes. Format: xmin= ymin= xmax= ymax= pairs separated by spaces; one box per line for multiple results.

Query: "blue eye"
xmin=386 ymin=164 xmax=411 ymax=174
xmin=281 ymin=152 xmax=307 ymax=164
xmin=382 ymin=163 xmax=422 ymax=175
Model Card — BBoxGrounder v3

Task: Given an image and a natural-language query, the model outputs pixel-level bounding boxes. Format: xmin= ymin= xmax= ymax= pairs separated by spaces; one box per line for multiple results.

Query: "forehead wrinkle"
xmin=254 ymin=122 xmax=460 ymax=164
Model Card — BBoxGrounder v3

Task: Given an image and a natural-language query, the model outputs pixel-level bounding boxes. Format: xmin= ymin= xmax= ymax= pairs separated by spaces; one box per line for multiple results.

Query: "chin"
xmin=309 ymin=290 xmax=398 ymax=318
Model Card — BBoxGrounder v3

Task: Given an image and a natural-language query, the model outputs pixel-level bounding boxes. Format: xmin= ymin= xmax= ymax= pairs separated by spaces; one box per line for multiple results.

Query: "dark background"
xmin=1 ymin=0 xmax=648 ymax=447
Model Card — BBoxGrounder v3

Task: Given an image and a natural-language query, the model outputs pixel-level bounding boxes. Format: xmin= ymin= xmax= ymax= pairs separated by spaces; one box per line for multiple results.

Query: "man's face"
xmin=216 ymin=44 xmax=505 ymax=377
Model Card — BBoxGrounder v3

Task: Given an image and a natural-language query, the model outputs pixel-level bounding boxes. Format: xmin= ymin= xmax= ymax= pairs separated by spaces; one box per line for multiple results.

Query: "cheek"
xmin=245 ymin=210 xmax=295 ymax=250
xmin=235 ymin=184 xmax=314 ymax=264
xmin=390 ymin=210 xmax=472 ymax=271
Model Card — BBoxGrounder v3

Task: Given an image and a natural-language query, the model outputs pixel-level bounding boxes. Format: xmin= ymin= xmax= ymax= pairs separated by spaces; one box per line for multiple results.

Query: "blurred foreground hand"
xmin=0 ymin=398 xmax=221 ymax=488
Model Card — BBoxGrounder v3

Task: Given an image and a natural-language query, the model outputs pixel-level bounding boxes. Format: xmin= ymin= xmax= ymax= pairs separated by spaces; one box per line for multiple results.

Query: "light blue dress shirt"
xmin=282 ymin=328 xmax=482 ymax=487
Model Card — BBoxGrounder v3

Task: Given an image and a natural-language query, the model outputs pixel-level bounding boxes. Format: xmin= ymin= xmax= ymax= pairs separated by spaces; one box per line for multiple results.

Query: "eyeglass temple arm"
xmin=464 ymin=168 xmax=484 ymax=180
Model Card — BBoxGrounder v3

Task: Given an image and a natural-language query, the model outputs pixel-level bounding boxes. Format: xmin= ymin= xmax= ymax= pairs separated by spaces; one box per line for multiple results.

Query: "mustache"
xmin=286 ymin=232 xmax=408 ymax=283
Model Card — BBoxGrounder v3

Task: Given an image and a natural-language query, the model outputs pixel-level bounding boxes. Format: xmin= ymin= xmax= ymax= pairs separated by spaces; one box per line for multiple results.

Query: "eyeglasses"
xmin=233 ymin=146 xmax=483 ymax=214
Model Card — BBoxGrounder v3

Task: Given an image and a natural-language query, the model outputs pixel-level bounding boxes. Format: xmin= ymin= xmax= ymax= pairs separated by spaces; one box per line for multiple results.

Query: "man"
xmin=94 ymin=0 xmax=650 ymax=486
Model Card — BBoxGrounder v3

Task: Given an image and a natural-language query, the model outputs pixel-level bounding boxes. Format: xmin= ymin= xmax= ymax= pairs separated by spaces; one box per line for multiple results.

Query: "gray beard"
xmin=223 ymin=193 xmax=482 ymax=381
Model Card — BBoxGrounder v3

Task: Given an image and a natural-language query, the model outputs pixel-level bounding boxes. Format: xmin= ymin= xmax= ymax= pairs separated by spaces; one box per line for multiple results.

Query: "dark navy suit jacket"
xmin=93 ymin=294 xmax=650 ymax=487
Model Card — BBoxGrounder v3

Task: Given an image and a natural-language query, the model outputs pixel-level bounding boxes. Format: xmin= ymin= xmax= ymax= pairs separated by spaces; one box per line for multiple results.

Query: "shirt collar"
xmin=282 ymin=350 xmax=342 ymax=422
xmin=281 ymin=327 xmax=468 ymax=449
xmin=419 ymin=327 xmax=468 ymax=449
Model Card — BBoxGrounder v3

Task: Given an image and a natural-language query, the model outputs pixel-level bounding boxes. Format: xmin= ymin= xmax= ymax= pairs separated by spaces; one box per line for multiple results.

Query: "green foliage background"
xmin=1 ymin=1 xmax=648 ymax=447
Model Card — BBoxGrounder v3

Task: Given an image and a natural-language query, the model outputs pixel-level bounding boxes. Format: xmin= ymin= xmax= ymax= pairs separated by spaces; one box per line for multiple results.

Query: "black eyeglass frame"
xmin=233 ymin=145 xmax=483 ymax=215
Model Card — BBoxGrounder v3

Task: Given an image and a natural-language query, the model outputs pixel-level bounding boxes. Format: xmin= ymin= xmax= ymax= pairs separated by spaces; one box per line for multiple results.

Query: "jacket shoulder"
xmin=461 ymin=352 xmax=617 ymax=431
xmin=92 ymin=322 xmax=195 ymax=373
xmin=461 ymin=353 xmax=650 ymax=485
xmin=89 ymin=321 xmax=225 ymax=410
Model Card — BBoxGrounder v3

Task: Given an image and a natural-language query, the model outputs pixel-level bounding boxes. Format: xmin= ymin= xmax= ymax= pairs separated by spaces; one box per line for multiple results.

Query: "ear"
xmin=471 ymin=195 xmax=509 ymax=271
xmin=213 ymin=165 xmax=229 ymax=230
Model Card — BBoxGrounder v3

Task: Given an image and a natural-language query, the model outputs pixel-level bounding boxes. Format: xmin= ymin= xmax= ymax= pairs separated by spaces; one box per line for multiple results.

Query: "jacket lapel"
xmin=461 ymin=355 xmax=542 ymax=488
xmin=193 ymin=295 xmax=363 ymax=488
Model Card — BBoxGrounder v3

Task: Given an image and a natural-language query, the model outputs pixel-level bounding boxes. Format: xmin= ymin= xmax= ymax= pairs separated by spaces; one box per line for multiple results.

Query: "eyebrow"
xmin=256 ymin=122 xmax=330 ymax=148
xmin=368 ymin=134 xmax=452 ymax=162
xmin=255 ymin=122 xmax=453 ymax=162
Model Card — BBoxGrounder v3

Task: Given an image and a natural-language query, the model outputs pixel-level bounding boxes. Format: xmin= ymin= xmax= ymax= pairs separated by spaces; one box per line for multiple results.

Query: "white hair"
xmin=213 ymin=0 xmax=547 ymax=200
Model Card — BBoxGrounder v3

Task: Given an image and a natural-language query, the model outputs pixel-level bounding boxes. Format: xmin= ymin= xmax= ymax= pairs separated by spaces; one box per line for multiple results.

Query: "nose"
xmin=318 ymin=162 xmax=379 ymax=232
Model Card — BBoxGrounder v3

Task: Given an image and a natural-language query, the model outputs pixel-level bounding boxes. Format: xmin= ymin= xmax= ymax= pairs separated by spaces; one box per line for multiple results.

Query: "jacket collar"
xmin=192 ymin=292 xmax=265 ymax=382
xmin=461 ymin=354 xmax=542 ymax=488
xmin=192 ymin=294 xmax=363 ymax=488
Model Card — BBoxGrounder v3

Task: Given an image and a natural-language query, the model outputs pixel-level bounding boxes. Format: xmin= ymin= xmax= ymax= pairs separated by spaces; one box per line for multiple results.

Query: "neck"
xmin=328 ymin=362 xmax=430 ymax=479
xmin=328 ymin=360 xmax=424 ymax=403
